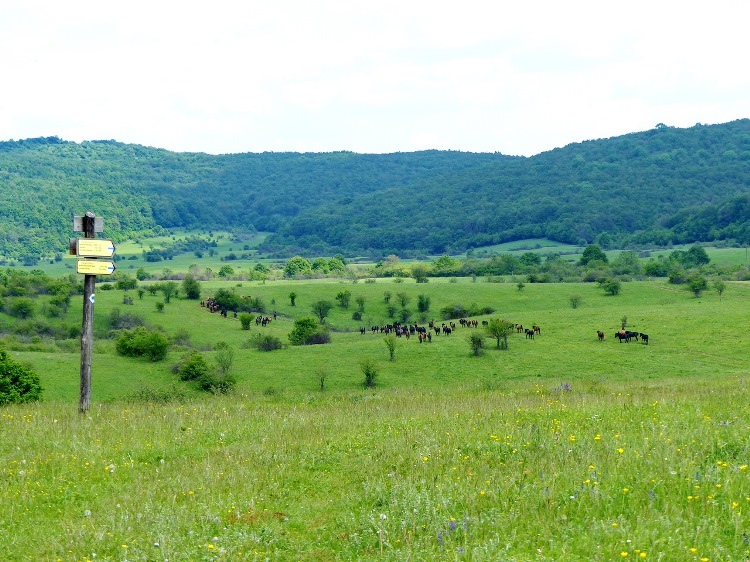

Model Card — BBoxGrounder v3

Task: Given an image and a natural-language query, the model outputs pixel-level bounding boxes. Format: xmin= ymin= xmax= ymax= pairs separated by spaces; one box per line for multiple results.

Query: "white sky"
xmin=1 ymin=1 xmax=748 ymax=156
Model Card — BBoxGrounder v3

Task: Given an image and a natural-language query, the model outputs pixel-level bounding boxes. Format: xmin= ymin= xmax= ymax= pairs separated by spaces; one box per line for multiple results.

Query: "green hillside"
xmin=1 ymin=119 xmax=749 ymax=260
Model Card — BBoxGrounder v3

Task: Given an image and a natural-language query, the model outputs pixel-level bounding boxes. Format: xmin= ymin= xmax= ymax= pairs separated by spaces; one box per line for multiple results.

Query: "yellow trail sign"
xmin=76 ymin=239 xmax=116 ymax=257
xmin=76 ymin=259 xmax=116 ymax=275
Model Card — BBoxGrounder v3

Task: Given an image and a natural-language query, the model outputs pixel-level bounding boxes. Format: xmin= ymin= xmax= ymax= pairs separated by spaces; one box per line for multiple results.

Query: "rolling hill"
xmin=1 ymin=119 xmax=749 ymax=260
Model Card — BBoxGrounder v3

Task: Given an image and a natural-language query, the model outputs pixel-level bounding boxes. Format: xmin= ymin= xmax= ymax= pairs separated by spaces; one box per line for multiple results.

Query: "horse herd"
xmin=599 ymin=329 xmax=649 ymax=344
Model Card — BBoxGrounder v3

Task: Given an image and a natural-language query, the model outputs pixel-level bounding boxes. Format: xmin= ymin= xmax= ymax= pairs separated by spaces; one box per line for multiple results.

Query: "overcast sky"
xmin=2 ymin=1 xmax=748 ymax=156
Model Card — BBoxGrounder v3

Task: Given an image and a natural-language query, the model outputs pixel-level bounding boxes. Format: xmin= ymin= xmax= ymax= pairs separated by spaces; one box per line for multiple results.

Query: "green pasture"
xmin=2 ymin=275 xmax=750 ymax=560
xmin=10 ymin=276 xmax=750 ymax=402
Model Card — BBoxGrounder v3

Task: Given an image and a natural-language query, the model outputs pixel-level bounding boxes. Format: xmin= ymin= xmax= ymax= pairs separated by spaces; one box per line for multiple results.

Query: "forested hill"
xmin=1 ymin=119 xmax=750 ymax=259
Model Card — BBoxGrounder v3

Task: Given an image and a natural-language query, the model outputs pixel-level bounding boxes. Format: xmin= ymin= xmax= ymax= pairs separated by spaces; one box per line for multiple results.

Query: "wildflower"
xmin=621 ymin=552 xmax=628 ymax=557
xmin=617 ymin=448 xmax=624 ymax=454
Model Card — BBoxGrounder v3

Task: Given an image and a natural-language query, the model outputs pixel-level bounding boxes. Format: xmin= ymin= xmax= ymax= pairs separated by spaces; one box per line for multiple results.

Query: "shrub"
xmin=360 ymin=359 xmax=378 ymax=388
xmin=289 ymin=317 xmax=330 ymax=345
xmin=196 ymin=372 xmax=236 ymax=394
xmin=239 ymin=312 xmax=254 ymax=330
xmin=108 ymin=308 xmax=145 ymax=330
xmin=176 ymin=351 xmax=209 ymax=381
xmin=468 ymin=333 xmax=484 ymax=356
xmin=0 ymin=349 xmax=43 ymax=405
xmin=115 ymin=327 xmax=169 ymax=361
xmin=352 ymin=311 xmax=362 ymax=321
xmin=255 ymin=334 xmax=284 ymax=351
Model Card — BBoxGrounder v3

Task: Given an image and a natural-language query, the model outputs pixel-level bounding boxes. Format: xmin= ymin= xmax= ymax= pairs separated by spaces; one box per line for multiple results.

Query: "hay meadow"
xmin=1 ymin=275 xmax=749 ymax=561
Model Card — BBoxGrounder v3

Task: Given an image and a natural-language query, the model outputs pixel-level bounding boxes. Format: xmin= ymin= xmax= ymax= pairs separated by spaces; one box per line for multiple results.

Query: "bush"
xmin=352 ymin=311 xmax=362 ymax=321
xmin=115 ymin=327 xmax=169 ymax=361
xmin=360 ymin=359 xmax=378 ymax=388
xmin=0 ymin=349 xmax=43 ymax=405
xmin=254 ymin=334 xmax=284 ymax=351
xmin=176 ymin=351 xmax=209 ymax=381
xmin=239 ymin=312 xmax=254 ymax=330
xmin=289 ymin=317 xmax=330 ymax=346
xmin=196 ymin=372 xmax=236 ymax=394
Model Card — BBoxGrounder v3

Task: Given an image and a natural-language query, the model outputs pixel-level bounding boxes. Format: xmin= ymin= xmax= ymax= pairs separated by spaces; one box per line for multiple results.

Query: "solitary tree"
xmin=182 ymin=274 xmax=201 ymax=300
xmin=335 ymin=290 xmax=352 ymax=309
xmin=355 ymin=295 xmax=366 ymax=312
xmin=485 ymin=319 xmax=514 ymax=350
xmin=713 ymin=278 xmax=726 ymax=300
xmin=289 ymin=291 xmax=297 ymax=306
xmin=417 ymin=294 xmax=431 ymax=313
xmin=311 ymin=300 xmax=334 ymax=323
xmin=687 ymin=273 xmax=708 ymax=297
xmin=396 ymin=292 xmax=410 ymax=308
xmin=160 ymin=281 xmax=178 ymax=304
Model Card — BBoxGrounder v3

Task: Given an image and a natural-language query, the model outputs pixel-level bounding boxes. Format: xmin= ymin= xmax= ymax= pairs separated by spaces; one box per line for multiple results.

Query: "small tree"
xmin=396 ymin=292 xmax=410 ymax=308
xmin=0 ymin=350 xmax=43 ymax=405
xmin=621 ymin=316 xmax=628 ymax=330
xmin=160 ymin=281 xmax=178 ymax=303
xmin=155 ymin=301 xmax=165 ymax=313
xmin=355 ymin=295 xmax=366 ymax=312
xmin=311 ymin=300 xmax=334 ymax=323
xmin=361 ymin=359 xmax=378 ymax=388
xmin=713 ymin=278 xmax=726 ymax=300
xmin=215 ymin=347 xmax=234 ymax=376
xmin=569 ymin=294 xmax=582 ymax=309
xmin=517 ymin=281 xmax=525 ymax=291
xmin=687 ymin=273 xmax=708 ymax=297
xmin=289 ymin=292 xmax=297 ymax=306
xmin=182 ymin=274 xmax=201 ymax=300
xmin=485 ymin=319 xmax=514 ymax=350
xmin=335 ymin=290 xmax=352 ymax=309
xmin=383 ymin=291 xmax=392 ymax=304
xmin=417 ymin=294 xmax=431 ymax=313
xmin=599 ymin=278 xmax=621 ymax=295
xmin=468 ymin=333 xmax=484 ymax=356
xmin=384 ymin=335 xmax=396 ymax=361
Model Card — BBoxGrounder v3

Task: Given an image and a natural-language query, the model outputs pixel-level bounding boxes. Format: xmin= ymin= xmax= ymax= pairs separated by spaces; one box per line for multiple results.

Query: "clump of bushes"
xmin=439 ymin=303 xmax=495 ymax=320
xmin=289 ymin=317 xmax=331 ymax=345
xmin=254 ymin=334 xmax=284 ymax=351
xmin=115 ymin=327 xmax=169 ymax=361
xmin=0 ymin=349 xmax=43 ymax=405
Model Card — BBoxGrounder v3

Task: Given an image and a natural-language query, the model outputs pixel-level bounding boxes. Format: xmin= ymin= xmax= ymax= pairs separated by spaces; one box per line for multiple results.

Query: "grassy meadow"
xmin=1 ymin=273 xmax=750 ymax=560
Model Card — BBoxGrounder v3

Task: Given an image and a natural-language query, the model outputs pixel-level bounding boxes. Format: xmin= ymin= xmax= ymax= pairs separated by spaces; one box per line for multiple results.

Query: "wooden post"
xmin=79 ymin=212 xmax=97 ymax=414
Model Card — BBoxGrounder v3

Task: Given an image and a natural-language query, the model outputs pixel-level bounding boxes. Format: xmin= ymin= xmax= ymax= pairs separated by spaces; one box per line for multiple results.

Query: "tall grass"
xmin=1 ymin=378 xmax=748 ymax=560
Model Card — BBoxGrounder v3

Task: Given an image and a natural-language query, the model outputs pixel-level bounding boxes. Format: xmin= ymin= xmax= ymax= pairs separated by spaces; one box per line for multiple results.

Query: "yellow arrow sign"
xmin=76 ymin=259 xmax=116 ymax=275
xmin=76 ymin=239 xmax=116 ymax=257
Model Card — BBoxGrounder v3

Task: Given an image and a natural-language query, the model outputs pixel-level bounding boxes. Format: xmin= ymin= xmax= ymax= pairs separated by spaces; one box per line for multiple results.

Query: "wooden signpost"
xmin=72 ymin=212 xmax=115 ymax=414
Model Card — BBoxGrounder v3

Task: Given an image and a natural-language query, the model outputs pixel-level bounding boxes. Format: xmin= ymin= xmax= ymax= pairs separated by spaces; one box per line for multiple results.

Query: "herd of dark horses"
xmin=599 ymin=329 xmax=649 ymax=344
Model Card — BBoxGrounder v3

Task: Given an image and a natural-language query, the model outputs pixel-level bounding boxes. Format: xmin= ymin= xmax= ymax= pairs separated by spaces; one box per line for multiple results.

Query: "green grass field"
xmin=1 ymin=275 xmax=749 ymax=560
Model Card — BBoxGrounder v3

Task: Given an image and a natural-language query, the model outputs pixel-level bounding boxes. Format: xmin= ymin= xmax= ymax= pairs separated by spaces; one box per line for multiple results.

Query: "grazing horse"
xmin=597 ymin=330 xmax=605 ymax=341
xmin=516 ymin=324 xmax=524 ymax=333
xmin=615 ymin=331 xmax=630 ymax=343
xmin=639 ymin=333 xmax=649 ymax=345
xmin=533 ymin=325 xmax=541 ymax=335
xmin=525 ymin=328 xmax=535 ymax=339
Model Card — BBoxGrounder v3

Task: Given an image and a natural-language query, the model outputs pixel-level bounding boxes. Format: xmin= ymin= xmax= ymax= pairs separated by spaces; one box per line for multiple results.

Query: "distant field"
xmin=17 ymin=232 xmax=749 ymax=279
